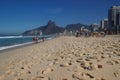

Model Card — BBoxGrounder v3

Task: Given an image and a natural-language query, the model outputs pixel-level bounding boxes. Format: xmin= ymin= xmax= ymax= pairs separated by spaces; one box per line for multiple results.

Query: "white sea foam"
xmin=0 ymin=36 xmax=53 ymax=51
xmin=0 ymin=41 xmax=33 ymax=51
xmin=0 ymin=36 xmax=23 ymax=39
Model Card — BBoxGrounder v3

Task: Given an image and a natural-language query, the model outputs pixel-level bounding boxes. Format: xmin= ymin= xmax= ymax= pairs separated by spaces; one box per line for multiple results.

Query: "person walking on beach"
xmin=76 ymin=31 xmax=80 ymax=37
xmin=42 ymin=36 xmax=45 ymax=42
xmin=33 ymin=36 xmax=38 ymax=43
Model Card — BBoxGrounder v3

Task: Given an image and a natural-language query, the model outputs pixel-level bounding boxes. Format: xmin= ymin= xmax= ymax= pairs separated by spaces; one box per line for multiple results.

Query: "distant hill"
xmin=22 ymin=20 xmax=64 ymax=35
xmin=65 ymin=23 xmax=90 ymax=32
xmin=22 ymin=20 xmax=91 ymax=35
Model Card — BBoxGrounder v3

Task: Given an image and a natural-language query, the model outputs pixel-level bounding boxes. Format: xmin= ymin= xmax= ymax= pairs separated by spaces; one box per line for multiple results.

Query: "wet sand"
xmin=0 ymin=35 xmax=120 ymax=80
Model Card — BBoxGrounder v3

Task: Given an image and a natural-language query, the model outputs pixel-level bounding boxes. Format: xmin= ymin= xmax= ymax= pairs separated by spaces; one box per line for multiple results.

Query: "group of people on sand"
xmin=76 ymin=31 xmax=106 ymax=38
xmin=33 ymin=36 xmax=45 ymax=44
xmin=76 ymin=31 xmax=91 ymax=37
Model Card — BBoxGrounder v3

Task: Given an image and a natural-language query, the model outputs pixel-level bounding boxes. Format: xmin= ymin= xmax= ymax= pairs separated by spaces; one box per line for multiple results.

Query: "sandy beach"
xmin=0 ymin=35 xmax=120 ymax=80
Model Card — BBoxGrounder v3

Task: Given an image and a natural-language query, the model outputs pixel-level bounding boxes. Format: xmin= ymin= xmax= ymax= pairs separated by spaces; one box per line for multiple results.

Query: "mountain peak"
xmin=47 ymin=20 xmax=56 ymax=27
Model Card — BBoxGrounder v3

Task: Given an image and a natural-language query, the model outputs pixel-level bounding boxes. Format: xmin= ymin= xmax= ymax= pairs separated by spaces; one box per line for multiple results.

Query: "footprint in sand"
xmin=91 ymin=64 xmax=103 ymax=70
xmin=113 ymin=60 xmax=119 ymax=64
xmin=81 ymin=73 xmax=94 ymax=79
xmin=106 ymin=59 xmax=119 ymax=65
xmin=72 ymin=73 xmax=84 ymax=80
xmin=76 ymin=58 xmax=83 ymax=63
xmin=114 ymin=69 xmax=120 ymax=77
xmin=31 ymin=76 xmax=49 ymax=80
xmin=42 ymin=68 xmax=54 ymax=75
xmin=97 ymin=64 xmax=102 ymax=69
xmin=48 ymin=62 xmax=55 ymax=66
xmin=78 ymin=60 xmax=103 ymax=71
xmin=106 ymin=60 xmax=114 ymax=65
xmin=71 ymin=65 xmax=82 ymax=72
xmin=60 ymin=62 xmax=72 ymax=67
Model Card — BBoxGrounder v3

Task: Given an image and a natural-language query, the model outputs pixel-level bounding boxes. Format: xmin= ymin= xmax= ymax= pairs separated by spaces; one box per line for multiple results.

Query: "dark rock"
xmin=22 ymin=20 xmax=64 ymax=35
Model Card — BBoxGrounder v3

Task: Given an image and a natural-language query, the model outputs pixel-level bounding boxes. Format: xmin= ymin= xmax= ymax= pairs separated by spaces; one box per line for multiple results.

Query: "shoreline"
xmin=0 ymin=42 xmax=34 ymax=54
xmin=0 ymin=35 xmax=53 ymax=51
xmin=0 ymin=42 xmax=34 ymax=52
xmin=0 ymin=37 xmax=53 ymax=52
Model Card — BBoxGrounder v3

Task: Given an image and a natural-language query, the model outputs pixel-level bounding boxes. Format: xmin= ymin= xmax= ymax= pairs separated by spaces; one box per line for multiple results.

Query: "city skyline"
xmin=0 ymin=0 xmax=120 ymax=34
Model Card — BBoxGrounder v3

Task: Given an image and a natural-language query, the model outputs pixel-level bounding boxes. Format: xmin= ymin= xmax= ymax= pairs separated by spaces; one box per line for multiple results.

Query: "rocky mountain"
xmin=22 ymin=20 xmax=91 ymax=35
xmin=65 ymin=23 xmax=90 ymax=32
xmin=22 ymin=20 xmax=64 ymax=35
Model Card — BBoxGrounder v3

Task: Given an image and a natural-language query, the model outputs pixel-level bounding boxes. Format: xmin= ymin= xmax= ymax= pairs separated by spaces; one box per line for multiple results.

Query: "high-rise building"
xmin=108 ymin=6 xmax=120 ymax=34
xmin=101 ymin=18 xmax=108 ymax=30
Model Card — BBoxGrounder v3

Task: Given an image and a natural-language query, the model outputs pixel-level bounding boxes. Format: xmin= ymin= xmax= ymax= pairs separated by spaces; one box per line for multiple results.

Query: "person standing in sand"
xmin=42 ymin=36 xmax=45 ymax=42
xmin=33 ymin=36 xmax=38 ymax=43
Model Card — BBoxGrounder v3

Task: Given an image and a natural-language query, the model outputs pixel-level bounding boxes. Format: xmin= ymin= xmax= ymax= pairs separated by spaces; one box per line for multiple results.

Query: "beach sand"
xmin=0 ymin=35 xmax=120 ymax=80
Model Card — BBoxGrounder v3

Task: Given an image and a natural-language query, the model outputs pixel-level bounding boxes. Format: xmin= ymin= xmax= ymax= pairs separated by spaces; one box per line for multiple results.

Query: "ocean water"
xmin=0 ymin=35 xmax=53 ymax=50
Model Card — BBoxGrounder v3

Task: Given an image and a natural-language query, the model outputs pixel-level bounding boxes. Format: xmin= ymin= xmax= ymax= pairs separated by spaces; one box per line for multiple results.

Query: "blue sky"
xmin=0 ymin=0 xmax=120 ymax=34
